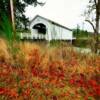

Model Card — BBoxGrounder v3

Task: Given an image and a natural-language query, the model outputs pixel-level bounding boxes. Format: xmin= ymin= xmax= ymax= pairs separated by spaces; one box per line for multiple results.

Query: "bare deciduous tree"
xmin=85 ymin=0 xmax=100 ymax=53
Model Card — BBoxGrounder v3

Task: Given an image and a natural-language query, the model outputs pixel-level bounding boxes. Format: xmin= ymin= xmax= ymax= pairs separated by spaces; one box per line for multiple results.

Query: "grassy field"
xmin=0 ymin=38 xmax=100 ymax=100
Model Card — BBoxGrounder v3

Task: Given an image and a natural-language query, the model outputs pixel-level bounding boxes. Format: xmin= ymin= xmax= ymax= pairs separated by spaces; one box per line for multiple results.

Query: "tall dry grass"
xmin=0 ymin=38 xmax=99 ymax=66
xmin=0 ymin=38 xmax=10 ymax=62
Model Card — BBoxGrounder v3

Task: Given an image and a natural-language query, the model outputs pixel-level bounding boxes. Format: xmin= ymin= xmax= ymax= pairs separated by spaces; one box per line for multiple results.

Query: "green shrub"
xmin=73 ymin=38 xmax=90 ymax=48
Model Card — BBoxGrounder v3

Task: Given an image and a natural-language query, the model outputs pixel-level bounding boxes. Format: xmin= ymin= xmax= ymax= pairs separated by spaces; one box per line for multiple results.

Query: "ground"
xmin=0 ymin=38 xmax=100 ymax=100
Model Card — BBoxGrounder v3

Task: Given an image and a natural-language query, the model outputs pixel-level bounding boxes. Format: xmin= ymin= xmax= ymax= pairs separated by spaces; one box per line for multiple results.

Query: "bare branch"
xmin=94 ymin=0 xmax=97 ymax=5
xmin=37 ymin=1 xmax=46 ymax=6
xmin=85 ymin=20 xmax=96 ymax=32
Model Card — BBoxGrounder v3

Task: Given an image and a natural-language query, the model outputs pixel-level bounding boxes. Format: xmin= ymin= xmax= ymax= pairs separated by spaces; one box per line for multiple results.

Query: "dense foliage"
xmin=73 ymin=29 xmax=89 ymax=38
xmin=0 ymin=0 xmax=44 ymax=30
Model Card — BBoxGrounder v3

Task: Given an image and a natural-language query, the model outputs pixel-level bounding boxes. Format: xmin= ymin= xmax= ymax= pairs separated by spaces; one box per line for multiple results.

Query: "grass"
xmin=0 ymin=14 xmax=14 ymax=45
xmin=0 ymin=38 xmax=100 ymax=100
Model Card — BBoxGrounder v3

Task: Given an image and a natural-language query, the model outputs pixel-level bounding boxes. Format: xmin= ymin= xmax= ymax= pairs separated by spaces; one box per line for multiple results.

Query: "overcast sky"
xmin=25 ymin=0 xmax=93 ymax=31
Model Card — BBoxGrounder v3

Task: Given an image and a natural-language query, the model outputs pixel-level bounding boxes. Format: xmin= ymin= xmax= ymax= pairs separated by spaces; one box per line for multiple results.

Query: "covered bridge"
xmin=21 ymin=15 xmax=75 ymax=41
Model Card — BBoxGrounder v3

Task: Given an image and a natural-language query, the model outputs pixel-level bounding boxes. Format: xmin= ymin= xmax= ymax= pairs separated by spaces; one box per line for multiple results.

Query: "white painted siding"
xmin=50 ymin=24 xmax=73 ymax=40
xmin=61 ymin=28 xmax=73 ymax=40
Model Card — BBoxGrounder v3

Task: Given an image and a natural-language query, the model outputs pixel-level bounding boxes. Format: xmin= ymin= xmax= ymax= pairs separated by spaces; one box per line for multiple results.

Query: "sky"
xmin=25 ymin=0 xmax=93 ymax=31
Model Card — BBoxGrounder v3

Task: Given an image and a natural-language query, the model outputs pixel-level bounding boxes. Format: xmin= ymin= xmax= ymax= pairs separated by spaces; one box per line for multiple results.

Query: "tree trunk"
xmin=10 ymin=0 xmax=16 ymax=38
xmin=95 ymin=1 xmax=100 ymax=53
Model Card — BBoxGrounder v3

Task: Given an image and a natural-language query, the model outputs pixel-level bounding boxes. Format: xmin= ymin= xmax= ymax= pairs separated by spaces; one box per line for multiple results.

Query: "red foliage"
xmin=0 ymin=88 xmax=6 ymax=95
xmin=0 ymin=48 xmax=99 ymax=99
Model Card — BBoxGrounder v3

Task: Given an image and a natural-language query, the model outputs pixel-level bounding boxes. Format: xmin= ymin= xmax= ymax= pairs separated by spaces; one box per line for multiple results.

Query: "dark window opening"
xmin=33 ymin=23 xmax=46 ymax=34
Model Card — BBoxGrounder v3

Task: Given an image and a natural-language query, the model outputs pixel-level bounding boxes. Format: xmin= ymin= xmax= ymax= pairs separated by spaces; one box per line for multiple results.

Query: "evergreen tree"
xmin=0 ymin=0 xmax=45 ymax=30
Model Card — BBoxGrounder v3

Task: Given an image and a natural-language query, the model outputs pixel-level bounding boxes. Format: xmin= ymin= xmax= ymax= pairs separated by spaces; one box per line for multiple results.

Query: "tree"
xmin=84 ymin=0 xmax=100 ymax=53
xmin=0 ymin=0 xmax=45 ymax=31
xmin=20 ymin=15 xmax=29 ymax=30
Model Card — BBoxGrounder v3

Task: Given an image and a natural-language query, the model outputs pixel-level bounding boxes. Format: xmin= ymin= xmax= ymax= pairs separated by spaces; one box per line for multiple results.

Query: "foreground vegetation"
xmin=0 ymin=38 xmax=100 ymax=100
